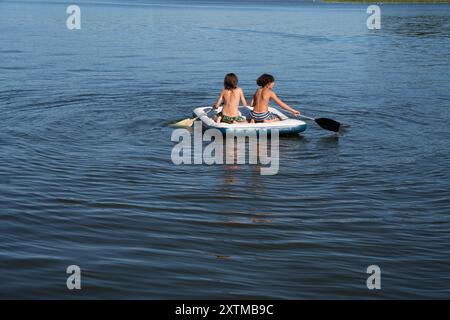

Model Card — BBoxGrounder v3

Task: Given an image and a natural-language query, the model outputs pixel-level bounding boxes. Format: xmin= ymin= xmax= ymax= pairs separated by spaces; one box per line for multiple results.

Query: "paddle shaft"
xmin=298 ymin=114 xmax=315 ymax=121
xmin=193 ymin=107 xmax=214 ymax=121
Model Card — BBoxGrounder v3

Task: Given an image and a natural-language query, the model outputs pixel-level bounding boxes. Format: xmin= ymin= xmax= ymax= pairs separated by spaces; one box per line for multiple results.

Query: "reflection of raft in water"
xmin=193 ymin=106 xmax=307 ymax=135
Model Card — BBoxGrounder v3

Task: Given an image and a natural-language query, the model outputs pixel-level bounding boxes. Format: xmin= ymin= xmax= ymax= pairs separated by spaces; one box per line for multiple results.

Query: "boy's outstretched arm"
xmin=214 ymin=91 xmax=224 ymax=109
xmin=271 ymin=92 xmax=300 ymax=116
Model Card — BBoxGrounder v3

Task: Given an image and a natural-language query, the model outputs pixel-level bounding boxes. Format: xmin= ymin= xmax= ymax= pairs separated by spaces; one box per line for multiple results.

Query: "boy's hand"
xmin=292 ymin=110 xmax=300 ymax=117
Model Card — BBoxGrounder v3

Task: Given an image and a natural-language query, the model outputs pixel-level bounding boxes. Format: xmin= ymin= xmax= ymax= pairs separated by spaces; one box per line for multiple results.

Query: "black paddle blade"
xmin=315 ymin=118 xmax=341 ymax=132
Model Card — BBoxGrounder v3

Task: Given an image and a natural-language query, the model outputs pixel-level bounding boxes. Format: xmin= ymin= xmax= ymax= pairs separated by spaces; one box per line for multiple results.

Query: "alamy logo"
xmin=66 ymin=5 xmax=81 ymax=30
xmin=66 ymin=265 xmax=81 ymax=290
xmin=367 ymin=5 xmax=381 ymax=30
xmin=171 ymin=122 xmax=280 ymax=175
xmin=366 ymin=265 xmax=381 ymax=290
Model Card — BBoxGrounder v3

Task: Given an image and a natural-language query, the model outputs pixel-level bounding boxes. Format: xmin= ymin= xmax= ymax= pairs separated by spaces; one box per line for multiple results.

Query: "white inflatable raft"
xmin=193 ymin=106 xmax=307 ymax=135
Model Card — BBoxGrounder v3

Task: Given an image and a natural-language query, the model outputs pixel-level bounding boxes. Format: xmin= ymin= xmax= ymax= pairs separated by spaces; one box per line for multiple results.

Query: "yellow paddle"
xmin=174 ymin=107 xmax=214 ymax=127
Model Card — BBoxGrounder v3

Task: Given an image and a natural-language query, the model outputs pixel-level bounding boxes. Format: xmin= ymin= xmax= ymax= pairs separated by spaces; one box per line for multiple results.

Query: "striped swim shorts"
xmin=251 ymin=110 xmax=278 ymax=122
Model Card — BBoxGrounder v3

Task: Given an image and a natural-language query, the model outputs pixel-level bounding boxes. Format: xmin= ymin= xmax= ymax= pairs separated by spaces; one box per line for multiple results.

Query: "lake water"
xmin=1 ymin=0 xmax=449 ymax=299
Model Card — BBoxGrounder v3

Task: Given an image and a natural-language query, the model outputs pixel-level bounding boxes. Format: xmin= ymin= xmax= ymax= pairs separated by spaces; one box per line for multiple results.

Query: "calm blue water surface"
xmin=1 ymin=0 xmax=450 ymax=299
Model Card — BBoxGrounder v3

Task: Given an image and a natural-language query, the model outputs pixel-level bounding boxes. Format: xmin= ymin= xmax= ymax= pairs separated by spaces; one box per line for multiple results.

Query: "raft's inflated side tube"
xmin=193 ymin=106 xmax=307 ymax=135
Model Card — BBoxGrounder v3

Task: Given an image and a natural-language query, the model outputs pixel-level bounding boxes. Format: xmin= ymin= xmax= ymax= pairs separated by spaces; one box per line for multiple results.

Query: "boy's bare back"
xmin=252 ymin=88 xmax=273 ymax=113
xmin=217 ymin=88 xmax=246 ymax=117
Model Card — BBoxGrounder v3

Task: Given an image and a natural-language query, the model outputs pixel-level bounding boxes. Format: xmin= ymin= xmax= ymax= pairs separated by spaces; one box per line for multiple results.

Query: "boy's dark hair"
xmin=224 ymin=73 xmax=238 ymax=90
xmin=256 ymin=74 xmax=275 ymax=87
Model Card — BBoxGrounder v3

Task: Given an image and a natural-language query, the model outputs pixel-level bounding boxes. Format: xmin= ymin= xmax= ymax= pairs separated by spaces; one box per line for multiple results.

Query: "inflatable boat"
xmin=192 ymin=106 xmax=307 ymax=135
